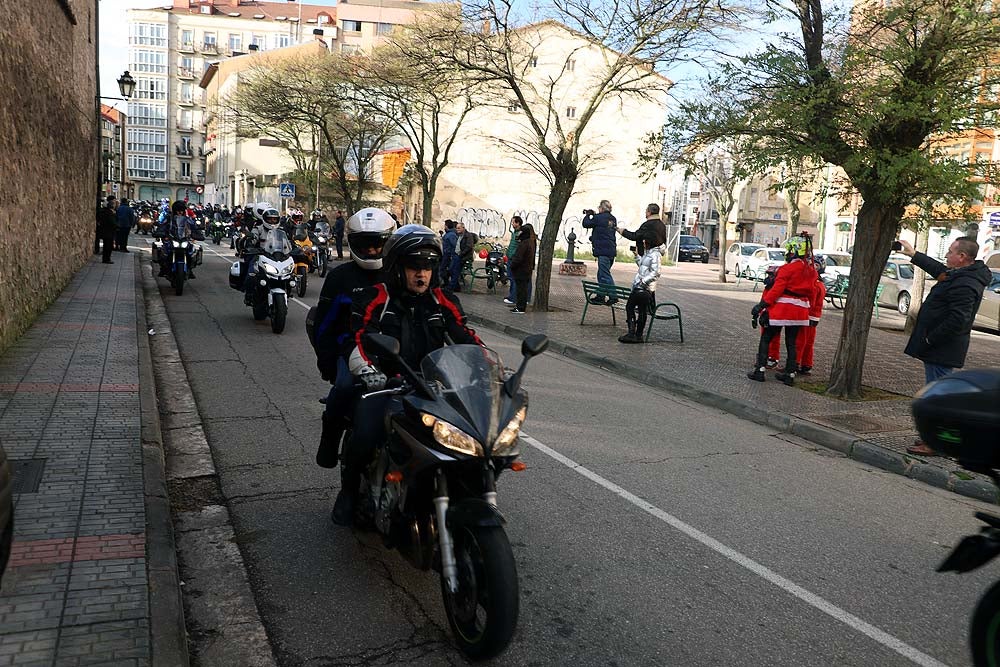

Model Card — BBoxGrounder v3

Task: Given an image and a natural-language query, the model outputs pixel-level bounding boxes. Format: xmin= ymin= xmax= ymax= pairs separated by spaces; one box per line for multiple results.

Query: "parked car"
xmin=724 ymin=242 xmax=764 ymax=275
xmin=878 ymin=256 xmax=915 ymax=314
xmin=974 ymin=269 xmax=1000 ymax=331
xmin=741 ymin=247 xmax=788 ymax=278
xmin=814 ymin=249 xmax=852 ymax=286
xmin=678 ymin=235 xmax=710 ymax=263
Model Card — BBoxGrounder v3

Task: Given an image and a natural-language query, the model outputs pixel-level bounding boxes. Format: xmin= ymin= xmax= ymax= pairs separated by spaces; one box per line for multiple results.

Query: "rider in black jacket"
xmin=330 ymin=225 xmax=484 ymax=525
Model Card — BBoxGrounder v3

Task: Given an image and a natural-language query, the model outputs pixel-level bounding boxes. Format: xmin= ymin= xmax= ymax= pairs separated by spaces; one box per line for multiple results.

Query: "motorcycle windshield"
xmin=293 ymin=224 xmax=311 ymax=242
xmin=262 ymin=228 xmax=292 ymax=256
xmin=314 ymin=222 xmax=331 ymax=236
xmin=421 ymin=345 xmax=505 ymax=447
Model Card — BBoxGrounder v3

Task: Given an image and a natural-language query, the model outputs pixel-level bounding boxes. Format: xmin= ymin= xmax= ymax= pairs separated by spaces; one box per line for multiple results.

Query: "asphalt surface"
xmin=143 ymin=236 xmax=995 ymax=667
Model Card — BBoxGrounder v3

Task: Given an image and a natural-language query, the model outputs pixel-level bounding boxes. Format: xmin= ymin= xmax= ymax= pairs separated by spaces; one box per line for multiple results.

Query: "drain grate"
xmin=10 ymin=459 xmax=46 ymax=494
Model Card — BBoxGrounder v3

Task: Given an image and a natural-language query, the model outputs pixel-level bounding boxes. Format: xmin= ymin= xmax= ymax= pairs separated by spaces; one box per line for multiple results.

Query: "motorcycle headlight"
xmin=179 ymin=241 xmax=189 ymax=249
xmin=263 ymin=263 xmax=279 ymax=275
xmin=493 ymin=406 xmax=527 ymax=455
xmin=317 ymin=236 xmax=326 ymax=243
xmin=421 ymin=413 xmax=483 ymax=456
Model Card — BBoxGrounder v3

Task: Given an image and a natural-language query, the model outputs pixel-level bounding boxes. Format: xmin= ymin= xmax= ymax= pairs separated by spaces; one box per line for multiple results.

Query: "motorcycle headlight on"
xmin=316 ymin=236 xmax=326 ymax=243
xmin=179 ymin=241 xmax=189 ymax=249
xmin=421 ymin=413 xmax=483 ymax=456
xmin=263 ymin=263 xmax=279 ymax=276
xmin=493 ymin=407 xmax=527 ymax=455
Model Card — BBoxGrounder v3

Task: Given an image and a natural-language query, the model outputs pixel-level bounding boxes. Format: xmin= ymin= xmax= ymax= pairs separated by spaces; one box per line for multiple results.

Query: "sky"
xmin=99 ymin=0 xmax=339 ymax=109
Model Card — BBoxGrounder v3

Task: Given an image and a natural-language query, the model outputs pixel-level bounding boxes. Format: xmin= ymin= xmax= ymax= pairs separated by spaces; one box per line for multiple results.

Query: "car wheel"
xmin=898 ymin=292 xmax=910 ymax=315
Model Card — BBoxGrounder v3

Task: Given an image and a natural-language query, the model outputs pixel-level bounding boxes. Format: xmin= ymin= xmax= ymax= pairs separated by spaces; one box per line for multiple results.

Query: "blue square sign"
xmin=279 ymin=183 xmax=295 ymax=198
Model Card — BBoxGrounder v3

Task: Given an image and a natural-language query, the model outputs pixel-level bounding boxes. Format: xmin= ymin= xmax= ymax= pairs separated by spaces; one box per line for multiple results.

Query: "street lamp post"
xmin=96 ymin=71 xmax=136 ymax=204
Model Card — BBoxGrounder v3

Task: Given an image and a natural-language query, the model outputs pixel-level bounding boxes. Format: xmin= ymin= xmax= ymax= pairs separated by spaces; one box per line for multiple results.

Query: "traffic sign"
xmin=195 ymin=185 xmax=204 ymax=194
xmin=112 ymin=183 xmax=119 ymax=193
xmin=989 ymin=211 xmax=1000 ymax=226
xmin=279 ymin=183 xmax=295 ymax=198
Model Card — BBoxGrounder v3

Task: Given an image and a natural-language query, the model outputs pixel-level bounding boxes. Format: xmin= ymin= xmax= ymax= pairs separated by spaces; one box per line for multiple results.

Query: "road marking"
xmin=291 ymin=298 xmax=311 ymax=310
xmin=519 ymin=433 xmax=948 ymax=667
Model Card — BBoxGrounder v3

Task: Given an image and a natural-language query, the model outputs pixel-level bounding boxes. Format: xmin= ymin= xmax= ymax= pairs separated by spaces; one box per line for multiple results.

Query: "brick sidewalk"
xmin=0 ymin=252 xmax=177 ymax=665
xmin=460 ymin=259 xmax=1000 ymax=495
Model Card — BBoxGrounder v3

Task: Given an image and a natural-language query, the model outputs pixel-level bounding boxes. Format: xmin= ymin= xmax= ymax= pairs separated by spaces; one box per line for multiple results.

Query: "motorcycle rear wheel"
xmin=972 ymin=580 xmax=1000 ymax=666
xmin=271 ymin=294 xmax=287 ymax=334
xmin=441 ymin=525 xmax=519 ymax=660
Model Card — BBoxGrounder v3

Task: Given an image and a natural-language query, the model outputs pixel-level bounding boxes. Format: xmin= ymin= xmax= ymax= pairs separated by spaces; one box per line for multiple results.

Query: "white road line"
xmin=519 ymin=433 xmax=949 ymax=667
xmin=291 ymin=298 xmax=311 ymax=310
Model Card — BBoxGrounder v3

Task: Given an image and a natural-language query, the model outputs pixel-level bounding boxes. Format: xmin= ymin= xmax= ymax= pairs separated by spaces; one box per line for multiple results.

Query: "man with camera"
xmin=582 ymin=200 xmax=618 ymax=304
xmin=896 ymin=236 xmax=992 ymax=455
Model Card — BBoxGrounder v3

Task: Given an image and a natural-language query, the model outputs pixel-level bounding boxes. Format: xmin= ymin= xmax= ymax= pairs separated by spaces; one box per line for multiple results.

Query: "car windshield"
xmin=680 ymin=236 xmax=702 ymax=246
xmin=421 ymin=345 xmax=505 ymax=444
xmin=898 ymin=263 xmax=914 ymax=279
xmin=741 ymin=245 xmax=763 ymax=255
xmin=767 ymin=250 xmax=785 ymax=260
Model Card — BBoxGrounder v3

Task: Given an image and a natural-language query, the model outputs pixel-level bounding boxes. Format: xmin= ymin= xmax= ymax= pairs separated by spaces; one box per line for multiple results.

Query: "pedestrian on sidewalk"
xmin=504 ymin=216 xmax=531 ymax=306
xmin=582 ymin=200 xmax=618 ymax=304
xmin=764 ymin=257 xmax=826 ymax=373
xmin=441 ymin=219 xmax=457 ymax=289
xmin=897 ymin=237 xmax=992 ymax=455
xmin=97 ymin=196 xmax=117 ymax=264
xmin=115 ymin=198 xmax=135 ymax=252
xmin=747 ymin=236 xmax=816 ymax=386
xmin=333 ymin=210 xmax=346 ymax=259
xmin=508 ymin=222 xmax=536 ymax=313
xmin=618 ymin=204 xmax=667 ymax=343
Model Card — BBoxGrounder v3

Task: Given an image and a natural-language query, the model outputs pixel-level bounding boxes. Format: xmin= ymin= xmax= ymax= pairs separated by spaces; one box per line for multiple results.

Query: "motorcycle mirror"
xmin=521 ymin=334 xmax=548 ymax=358
xmin=362 ymin=333 xmax=401 ymax=359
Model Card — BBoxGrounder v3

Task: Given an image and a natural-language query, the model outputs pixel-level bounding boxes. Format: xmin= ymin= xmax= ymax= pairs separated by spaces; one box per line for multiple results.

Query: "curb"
xmin=467 ymin=312 xmax=999 ymax=505
xmin=139 ymin=252 xmax=277 ymax=667
xmin=134 ymin=259 xmax=191 ymax=667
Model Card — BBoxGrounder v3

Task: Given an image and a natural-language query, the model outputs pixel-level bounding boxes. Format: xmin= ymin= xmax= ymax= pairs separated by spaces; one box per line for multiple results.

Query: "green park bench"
xmin=580 ymin=280 xmax=684 ymax=343
xmin=825 ymin=276 xmax=885 ymax=318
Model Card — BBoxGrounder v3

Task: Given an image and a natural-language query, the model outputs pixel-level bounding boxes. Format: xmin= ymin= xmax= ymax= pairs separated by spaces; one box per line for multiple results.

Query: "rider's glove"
xmin=359 ymin=367 xmax=387 ymax=392
xmin=750 ymin=301 xmax=766 ymax=318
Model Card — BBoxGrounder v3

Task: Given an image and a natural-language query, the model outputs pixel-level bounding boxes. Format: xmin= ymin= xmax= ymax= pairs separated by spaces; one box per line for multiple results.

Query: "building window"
xmin=132 ymin=49 xmax=166 ymax=74
xmin=342 ymin=20 xmax=363 ymax=33
xmin=566 ymin=106 xmax=576 ymax=118
xmin=229 ymin=33 xmax=242 ymax=52
xmin=277 ymin=33 xmax=291 ymax=48
xmin=507 ymin=99 xmax=519 ymax=113
xmin=179 ymin=110 xmax=193 ymax=129
xmin=181 ymin=162 xmax=192 ymax=178
xmin=200 ymin=4 xmax=211 ymax=14
xmin=127 ymin=128 xmax=166 ymax=153
xmin=180 ymin=56 xmax=193 ymax=72
xmin=181 ymin=29 xmax=194 ymax=46
xmin=377 ymin=22 xmax=393 ymax=36
xmin=127 ymin=154 xmax=167 ymax=180
xmin=180 ymin=82 xmax=193 ymax=103
xmin=204 ymin=32 xmax=217 ymax=45
xmin=565 ymin=59 xmax=576 ymax=72
xmin=251 ymin=34 xmax=265 ymax=49
xmin=135 ymin=77 xmax=167 ymax=101
xmin=128 ymin=102 xmax=168 ymax=128
xmin=529 ymin=56 xmax=538 ymax=67
xmin=130 ymin=22 xmax=167 ymax=47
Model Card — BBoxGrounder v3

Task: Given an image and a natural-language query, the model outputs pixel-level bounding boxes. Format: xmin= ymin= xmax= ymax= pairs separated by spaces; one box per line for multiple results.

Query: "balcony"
xmin=201 ymin=42 xmax=218 ymax=55
xmin=175 ymin=173 xmax=193 ymax=183
xmin=176 ymin=123 xmax=194 ymax=132
xmin=178 ymin=67 xmax=194 ymax=80
xmin=179 ymin=41 xmax=195 ymax=53
xmin=176 ymin=145 xmax=193 ymax=157
xmin=178 ymin=97 xmax=194 ymax=107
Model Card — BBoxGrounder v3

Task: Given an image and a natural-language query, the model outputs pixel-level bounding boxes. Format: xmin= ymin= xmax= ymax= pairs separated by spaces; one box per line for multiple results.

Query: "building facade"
xmin=132 ymin=0 xmax=431 ymax=206
xmin=100 ymin=105 xmax=128 ymax=200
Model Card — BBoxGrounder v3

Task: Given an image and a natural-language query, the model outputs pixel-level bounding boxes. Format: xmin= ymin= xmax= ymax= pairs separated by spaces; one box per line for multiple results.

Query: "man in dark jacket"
xmin=333 ymin=210 xmax=346 ymax=259
xmin=97 ymin=197 xmax=118 ymax=264
xmin=508 ymin=222 xmax=536 ymax=313
xmin=582 ymin=200 xmax=618 ymax=303
xmin=898 ymin=236 xmax=992 ymax=455
xmin=618 ymin=203 xmax=667 ymax=257
xmin=115 ymin=199 xmax=135 ymax=252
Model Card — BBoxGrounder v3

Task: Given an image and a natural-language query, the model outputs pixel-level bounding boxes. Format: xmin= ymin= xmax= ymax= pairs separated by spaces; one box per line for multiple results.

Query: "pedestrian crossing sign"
xmin=279 ymin=183 xmax=295 ymax=198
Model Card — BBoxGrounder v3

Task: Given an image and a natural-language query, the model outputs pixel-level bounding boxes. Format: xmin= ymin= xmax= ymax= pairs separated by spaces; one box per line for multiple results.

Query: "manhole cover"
xmin=806 ymin=412 xmax=912 ymax=434
xmin=10 ymin=459 xmax=46 ymax=494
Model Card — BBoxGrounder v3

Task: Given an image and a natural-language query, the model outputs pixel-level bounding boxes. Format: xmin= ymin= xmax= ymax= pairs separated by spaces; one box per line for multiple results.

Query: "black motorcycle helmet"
xmin=911 ymin=369 xmax=1000 ymax=470
xmin=382 ymin=224 xmax=443 ymax=292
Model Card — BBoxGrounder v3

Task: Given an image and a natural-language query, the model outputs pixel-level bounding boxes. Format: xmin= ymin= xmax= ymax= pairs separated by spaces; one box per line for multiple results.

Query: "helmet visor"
xmin=349 ymin=231 xmax=390 ymax=258
xmin=400 ymin=249 xmax=441 ymax=270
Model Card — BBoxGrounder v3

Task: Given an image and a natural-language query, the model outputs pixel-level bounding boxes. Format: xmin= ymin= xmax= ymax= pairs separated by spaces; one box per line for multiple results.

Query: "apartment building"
xmin=100 ymin=105 xmax=128 ymax=200
xmin=126 ymin=0 xmax=430 ymax=204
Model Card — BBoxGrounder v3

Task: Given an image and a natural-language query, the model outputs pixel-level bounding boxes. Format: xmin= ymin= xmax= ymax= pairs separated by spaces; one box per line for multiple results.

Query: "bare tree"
xmin=408 ymin=0 xmax=731 ymax=311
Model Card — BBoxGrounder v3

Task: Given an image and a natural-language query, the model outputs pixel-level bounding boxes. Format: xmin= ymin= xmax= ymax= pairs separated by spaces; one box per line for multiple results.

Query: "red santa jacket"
xmin=809 ymin=279 xmax=826 ymax=323
xmin=762 ymin=258 xmax=816 ymax=326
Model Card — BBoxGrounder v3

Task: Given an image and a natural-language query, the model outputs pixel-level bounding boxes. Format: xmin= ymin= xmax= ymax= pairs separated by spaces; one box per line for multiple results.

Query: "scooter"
xmin=914 ymin=370 xmax=1000 ymax=666
xmin=342 ymin=332 xmax=547 ymax=660
xmin=230 ymin=228 xmax=295 ymax=334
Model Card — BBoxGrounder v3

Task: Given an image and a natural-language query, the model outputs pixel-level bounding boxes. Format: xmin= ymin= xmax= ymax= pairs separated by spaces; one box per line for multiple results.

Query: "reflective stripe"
xmin=809 ymin=316 xmax=821 ymax=322
xmin=768 ymin=319 xmax=809 ymax=326
xmin=776 ymin=296 xmax=810 ymax=308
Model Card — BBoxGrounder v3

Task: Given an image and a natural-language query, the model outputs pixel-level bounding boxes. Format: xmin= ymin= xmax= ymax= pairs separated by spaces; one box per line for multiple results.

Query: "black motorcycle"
xmin=344 ymin=333 xmax=547 ymax=660
xmin=210 ymin=219 xmax=226 ymax=245
xmin=913 ymin=370 xmax=1000 ymax=666
xmin=483 ymin=243 xmax=508 ymax=292
xmin=312 ymin=221 xmax=332 ymax=277
xmin=152 ymin=234 xmax=199 ymax=296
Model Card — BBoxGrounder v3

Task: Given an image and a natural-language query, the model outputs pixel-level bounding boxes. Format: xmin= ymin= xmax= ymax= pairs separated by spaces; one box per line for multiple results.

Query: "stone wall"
xmin=0 ymin=1 xmax=98 ymax=354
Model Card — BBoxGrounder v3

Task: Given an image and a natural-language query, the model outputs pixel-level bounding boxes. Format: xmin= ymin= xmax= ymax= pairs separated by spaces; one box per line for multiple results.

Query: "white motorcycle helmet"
xmin=261 ymin=208 xmax=280 ymax=231
xmin=347 ymin=208 xmax=395 ymax=270
xmin=252 ymin=201 xmax=273 ymax=224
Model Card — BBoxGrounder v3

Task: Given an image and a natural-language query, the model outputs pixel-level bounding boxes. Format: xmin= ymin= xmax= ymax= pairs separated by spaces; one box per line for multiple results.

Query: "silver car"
xmin=879 ymin=257 xmax=915 ymax=314
xmin=974 ymin=269 xmax=1000 ymax=331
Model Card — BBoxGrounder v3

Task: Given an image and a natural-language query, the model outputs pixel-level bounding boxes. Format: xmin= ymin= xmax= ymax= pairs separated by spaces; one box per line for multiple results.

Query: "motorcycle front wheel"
xmin=319 ymin=254 xmax=327 ymax=277
xmin=297 ymin=271 xmax=307 ymax=298
xmin=174 ymin=272 xmax=185 ymax=296
xmin=441 ymin=525 xmax=519 ymax=660
xmin=271 ymin=293 xmax=287 ymax=334
xmin=971 ymin=580 xmax=1000 ymax=666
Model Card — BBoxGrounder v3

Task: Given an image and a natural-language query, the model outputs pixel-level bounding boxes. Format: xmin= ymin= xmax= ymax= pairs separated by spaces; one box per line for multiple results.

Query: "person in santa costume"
xmin=765 ymin=255 xmax=827 ymax=373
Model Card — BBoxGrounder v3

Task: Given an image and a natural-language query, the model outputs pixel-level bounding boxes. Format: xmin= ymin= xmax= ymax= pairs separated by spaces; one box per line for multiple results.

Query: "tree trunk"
xmin=421 ymin=172 xmax=436 ymax=228
xmin=826 ymin=202 xmax=902 ymax=399
xmin=904 ymin=227 xmax=930 ymax=335
xmin=532 ymin=176 xmax=576 ymax=312
xmin=717 ymin=207 xmax=731 ymax=283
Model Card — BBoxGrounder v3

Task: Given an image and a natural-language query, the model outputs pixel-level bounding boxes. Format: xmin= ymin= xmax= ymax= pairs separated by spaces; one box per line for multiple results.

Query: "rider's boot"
xmin=331 ymin=466 xmax=359 ymax=526
xmin=316 ymin=412 xmax=342 ymax=469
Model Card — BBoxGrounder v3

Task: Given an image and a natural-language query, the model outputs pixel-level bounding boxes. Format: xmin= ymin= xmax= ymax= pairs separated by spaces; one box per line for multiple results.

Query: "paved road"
xmin=146 ymin=238 xmax=994 ymax=667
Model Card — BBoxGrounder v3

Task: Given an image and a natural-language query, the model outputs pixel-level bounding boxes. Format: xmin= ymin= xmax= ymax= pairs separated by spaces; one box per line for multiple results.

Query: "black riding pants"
xmin=756 ymin=325 xmax=801 ymax=373
xmin=626 ymin=289 xmax=654 ymax=334
xmin=342 ymin=393 xmax=401 ymax=471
